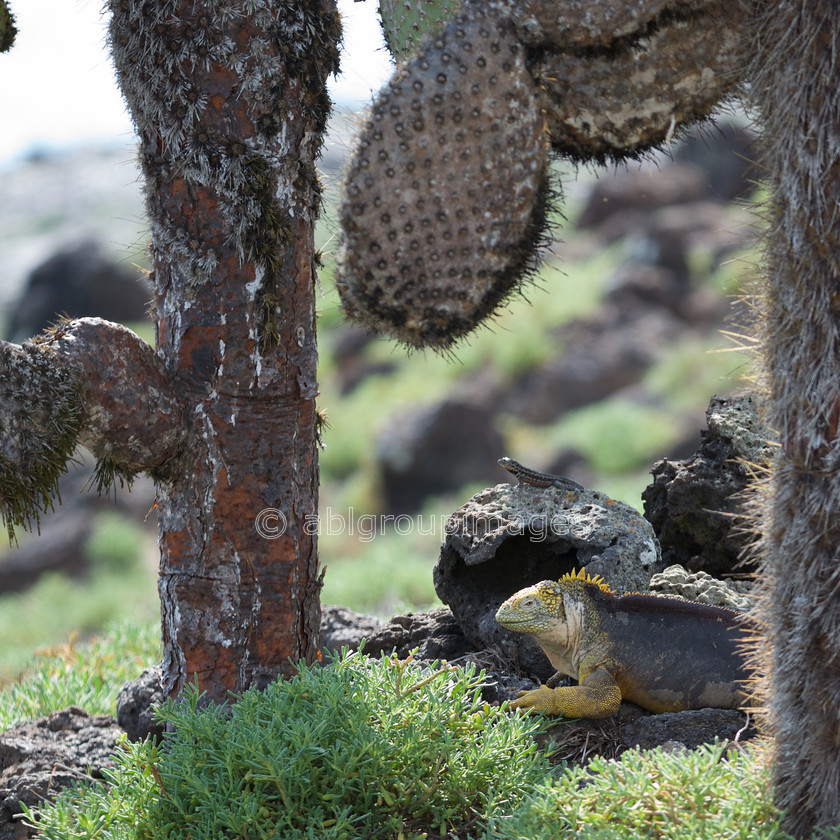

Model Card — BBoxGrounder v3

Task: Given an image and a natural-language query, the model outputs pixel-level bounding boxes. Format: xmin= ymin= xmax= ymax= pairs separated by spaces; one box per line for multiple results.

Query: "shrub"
xmin=26 ymin=649 xmax=552 ymax=840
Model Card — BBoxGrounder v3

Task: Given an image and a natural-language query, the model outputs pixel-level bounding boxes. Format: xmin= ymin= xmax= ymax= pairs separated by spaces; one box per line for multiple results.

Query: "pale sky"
xmin=0 ymin=0 xmax=392 ymax=164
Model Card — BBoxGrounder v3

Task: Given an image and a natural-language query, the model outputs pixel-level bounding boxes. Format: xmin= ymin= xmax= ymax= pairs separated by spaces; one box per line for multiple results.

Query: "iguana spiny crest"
xmin=495 ymin=569 xmax=611 ymax=632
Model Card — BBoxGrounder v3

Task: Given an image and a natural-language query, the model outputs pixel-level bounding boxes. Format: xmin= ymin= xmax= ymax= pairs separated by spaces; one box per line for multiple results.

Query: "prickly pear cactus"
xmin=508 ymin=0 xmax=714 ymax=48
xmin=336 ymin=3 xmax=550 ymax=349
xmin=0 ymin=341 xmax=81 ymax=540
xmin=533 ymin=0 xmax=747 ymax=161
xmin=378 ymin=0 xmax=459 ymax=59
xmin=337 ymin=0 xmax=747 ymax=350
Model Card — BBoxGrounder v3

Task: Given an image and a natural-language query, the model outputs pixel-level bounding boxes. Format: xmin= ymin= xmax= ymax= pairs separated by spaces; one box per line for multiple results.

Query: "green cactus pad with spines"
xmin=0 ymin=0 xmax=16 ymax=52
xmin=336 ymin=4 xmax=550 ymax=350
xmin=0 ymin=341 xmax=82 ymax=541
xmin=378 ymin=0 xmax=459 ymax=60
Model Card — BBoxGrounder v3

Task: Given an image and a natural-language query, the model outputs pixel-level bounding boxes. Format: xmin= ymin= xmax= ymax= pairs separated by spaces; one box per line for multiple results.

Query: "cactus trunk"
xmin=751 ymin=0 xmax=840 ymax=833
xmin=107 ymin=0 xmax=340 ymax=701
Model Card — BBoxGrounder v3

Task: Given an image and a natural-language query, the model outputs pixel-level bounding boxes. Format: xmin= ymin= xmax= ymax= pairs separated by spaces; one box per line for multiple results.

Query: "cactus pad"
xmin=532 ymin=0 xmax=747 ymax=161
xmin=336 ymin=5 xmax=550 ymax=349
xmin=378 ymin=0 xmax=459 ymax=59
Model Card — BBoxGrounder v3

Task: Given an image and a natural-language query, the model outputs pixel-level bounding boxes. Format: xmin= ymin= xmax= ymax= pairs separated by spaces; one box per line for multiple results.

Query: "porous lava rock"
xmin=501 ymin=301 xmax=682 ymax=423
xmin=361 ymin=606 xmax=477 ymax=661
xmin=649 ymin=564 xmax=752 ymax=611
xmin=530 ymin=703 xmax=755 ymax=763
xmin=619 ymin=707 xmax=754 ymax=752
xmin=642 ymin=394 xmax=774 ymax=575
xmin=320 ymin=605 xmax=385 ymax=653
xmin=577 ymin=162 xmax=708 ymax=230
xmin=0 ymin=457 xmax=155 ymax=595
xmin=434 ymin=481 xmax=661 ymax=680
xmin=117 ymin=666 xmax=166 ymax=743
xmin=675 ymin=120 xmax=757 ymax=202
xmin=0 ymin=707 xmax=122 ymax=840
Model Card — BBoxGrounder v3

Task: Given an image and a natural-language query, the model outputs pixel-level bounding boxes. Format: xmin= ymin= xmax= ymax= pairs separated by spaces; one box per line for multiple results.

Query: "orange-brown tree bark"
xmin=106 ymin=0 xmax=341 ymax=701
xmin=0 ymin=0 xmax=340 ymax=704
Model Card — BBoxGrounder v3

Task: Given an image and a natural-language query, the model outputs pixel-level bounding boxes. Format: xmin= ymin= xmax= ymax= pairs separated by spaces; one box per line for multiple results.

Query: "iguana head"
xmin=495 ymin=569 xmax=610 ymax=678
xmin=495 ymin=580 xmax=566 ymax=634
xmin=496 ymin=579 xmax=585 ymax=677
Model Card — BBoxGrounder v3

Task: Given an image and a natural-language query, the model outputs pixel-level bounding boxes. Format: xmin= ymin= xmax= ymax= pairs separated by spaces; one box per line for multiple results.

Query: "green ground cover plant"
xmin=24 ymin=649 xmax=553 ymax=840
xmin=0 ymin=621 xmax=159 ymax=728
xmin=5 ymin=625 xmax=816 ymax=840
xmin=489 ymin=742 xmax=796 ymax=840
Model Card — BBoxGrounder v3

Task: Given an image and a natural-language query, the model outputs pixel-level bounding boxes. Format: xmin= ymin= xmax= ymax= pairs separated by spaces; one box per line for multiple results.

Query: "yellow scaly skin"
xmin=495 ymin=569 xmax=749 ymax=719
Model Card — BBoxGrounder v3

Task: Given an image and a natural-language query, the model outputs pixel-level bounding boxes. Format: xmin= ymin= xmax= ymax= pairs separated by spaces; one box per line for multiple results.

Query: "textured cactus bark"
xmin=748 ymin=1 xmax=840 ymax=834
xmin=105 ymin=0 xmax=340 ymax=701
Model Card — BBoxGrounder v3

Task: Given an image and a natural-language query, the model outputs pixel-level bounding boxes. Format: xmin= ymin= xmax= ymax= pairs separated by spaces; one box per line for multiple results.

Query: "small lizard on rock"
xmin=498 ymin=456 xmax=584 ymax=492
xmin=495 ymin=569 xmax=751 ymax=719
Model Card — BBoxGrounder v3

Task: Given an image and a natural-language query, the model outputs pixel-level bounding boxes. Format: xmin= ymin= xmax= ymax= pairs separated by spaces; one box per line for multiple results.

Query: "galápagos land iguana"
xmin=495 ymin=569 xmax=752 ymax=719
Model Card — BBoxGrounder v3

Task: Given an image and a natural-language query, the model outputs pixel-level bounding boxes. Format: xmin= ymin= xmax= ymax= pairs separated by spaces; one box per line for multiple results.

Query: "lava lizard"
xmin=498 ymin=456 xmax=584 ymax=493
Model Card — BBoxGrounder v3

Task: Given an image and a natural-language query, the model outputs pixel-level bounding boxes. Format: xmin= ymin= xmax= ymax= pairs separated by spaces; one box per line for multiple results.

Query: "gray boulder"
xmin=0 ymin=707 xmax=122 ymax=840
xmin=434 ymin=481 xmax=661 ymax=680
xmin=6 ymin=240 xmax=150 ymax=342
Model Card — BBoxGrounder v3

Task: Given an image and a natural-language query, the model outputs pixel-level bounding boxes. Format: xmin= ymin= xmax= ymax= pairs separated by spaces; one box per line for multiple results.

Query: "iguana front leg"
xmin=509 ymin=669 xmax=622 ymax=719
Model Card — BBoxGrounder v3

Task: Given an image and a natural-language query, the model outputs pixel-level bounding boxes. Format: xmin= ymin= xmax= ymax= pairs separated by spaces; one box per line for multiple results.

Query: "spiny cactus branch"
xmin=0 ymin=318 xmax=185 ymax=541
xmin=505 ymin=0 xmax=719 ymax=49
xmin=377 ymin=0 xmax=458 ymax=59
xmin=41 ymin=318 xmax=187 ymax=475
xmin=748 ymin=0 xmax=840 ymax=833
xmin=337 ymin=3 xmax=551 ymax=349
xmin=336 ymin=0 xmax=748 ymax=349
